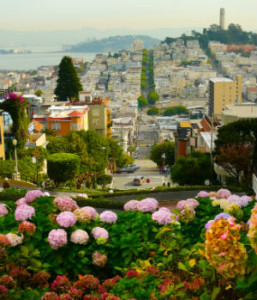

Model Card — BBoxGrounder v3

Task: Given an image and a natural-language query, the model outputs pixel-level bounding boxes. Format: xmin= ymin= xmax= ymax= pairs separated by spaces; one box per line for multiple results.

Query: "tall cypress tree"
xmin=54 ymin=56 xmax=83 ymax=101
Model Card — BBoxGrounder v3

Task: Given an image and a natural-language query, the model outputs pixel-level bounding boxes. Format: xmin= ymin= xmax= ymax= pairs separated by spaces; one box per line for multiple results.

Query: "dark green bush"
xmin=47 ymin=153 xmax=80 ymax=187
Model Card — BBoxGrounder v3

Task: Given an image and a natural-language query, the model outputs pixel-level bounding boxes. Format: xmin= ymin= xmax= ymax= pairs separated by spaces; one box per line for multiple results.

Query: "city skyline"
xmin=1 ymin=0 xmax=257 ymax=32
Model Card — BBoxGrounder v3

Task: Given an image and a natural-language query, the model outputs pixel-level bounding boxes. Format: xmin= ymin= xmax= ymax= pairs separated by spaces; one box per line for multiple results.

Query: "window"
xmin=52 ymin=123 xmax=60 ymax=131
xmin=92 ymin=109 xmax=100 ymax=116
xmin=92 ymin=119 xmax=100 ymax=126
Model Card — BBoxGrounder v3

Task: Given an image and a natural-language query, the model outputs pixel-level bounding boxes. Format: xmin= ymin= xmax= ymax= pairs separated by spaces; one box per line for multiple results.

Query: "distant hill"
xmin=67 ymin=35 xmax=160 ymax=52
xmin=0 ymin=27 xmax=202 ymax=49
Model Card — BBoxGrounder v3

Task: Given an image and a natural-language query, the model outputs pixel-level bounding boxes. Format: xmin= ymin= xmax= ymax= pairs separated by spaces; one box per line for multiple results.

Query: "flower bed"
xmin=0 ymin=189 xmax=256 ymax=299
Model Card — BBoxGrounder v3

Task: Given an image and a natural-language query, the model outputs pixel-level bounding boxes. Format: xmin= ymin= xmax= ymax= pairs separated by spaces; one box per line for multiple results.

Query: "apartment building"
xmin=208 ymin=75 xmax=242 ymax=116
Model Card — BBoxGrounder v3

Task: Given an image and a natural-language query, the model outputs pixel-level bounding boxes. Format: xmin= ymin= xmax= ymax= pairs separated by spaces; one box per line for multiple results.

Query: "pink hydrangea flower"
xmin=15 ymin=198 xmax=28 ymax=206
xmin=137 ymin=198 xmax=158 ymax=212
xmin=186 ymin=198 xmax=199 ymax=209
xmin=196 ymin=191 xmax=210 ymax=198
xmin=91 ymin=227 xmax=109 ymax=240
xmin=25 ymin=190 xmax=44 ymax=203
xmin=159 ymin=207 xmax=171 ymax=213
xmin=56 ymin=211 xmax=77 ymax=228
xmin=217 ymin=189 xmax=231 ymax=199
xmin=100 ymin=211 xmax=117 ymax=223
xmin=152 ymin=210 xmax=173 ymax=225
xmin=53 ymin=197 xmax=78 ymax=211
xmin=109 ymin=190 xmax=114 ymax=193
xmin=227 ymin=194 xmax=241 ymax=205
xmin=6 ymin=233 xmax=23 ymax=246
xmin=70 ymin=229 xmax=89 ymax=244
xmin=124 ymin=200 xmax=139 ymax=211
xmin=80 ymin=206 xmax=98 ymax=220
xmin=176 ymin=200 xmax=187 ymax=210
xmin=48 ymin=229 xmax=67 ymax=250
xmin=15 ymin=204 xmax=35 ymax=221
xmin=239 ymin=196 xmax=252 ymax=207
xmin=0 ymin=204 xmax=8 ymax=217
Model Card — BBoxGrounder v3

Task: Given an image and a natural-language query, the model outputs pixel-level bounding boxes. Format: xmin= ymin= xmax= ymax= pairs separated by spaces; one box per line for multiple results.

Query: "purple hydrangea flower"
xmin=124 ymin=200 xmax=139 ymax=211
xmin=56 ymin=211 xmax=77 ymax=228
xmin=91 ymin=227 xmax=109 ymax=240
xmin=214 ymin=212 xmax=231 ymax=220
xmin=15 ymin=204 xmax=35 ymax=221
xmin=48 ymin=229 xmax=67 ymax=250
xmin=159 ymin=207 xmax=171 ymax=213
xmin=100 ymin=211 xmax=117 ymax=223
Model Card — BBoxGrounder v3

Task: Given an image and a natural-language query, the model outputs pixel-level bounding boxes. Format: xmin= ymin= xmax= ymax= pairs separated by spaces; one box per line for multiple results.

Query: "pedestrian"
xmin=163 ymin=182 xmax=166 ymax=187
xmin=167 ymin=182 xmax=170 ymax=188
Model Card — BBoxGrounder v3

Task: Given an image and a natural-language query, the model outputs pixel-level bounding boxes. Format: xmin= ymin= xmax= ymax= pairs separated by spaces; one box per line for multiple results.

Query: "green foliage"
xmin=162 ymin=23 xmax=257 ymax=48
xmin=35 ymin=90 xmax=43 ymax=97
xmin=163 ymin=106 xmax=189 ymax=116
xmin=147 ymin=90 xmax=160 ymax=105
xmin=96 ymin=174 xmax=113 ymax=189
xmin=0 ymin=187 xmax=26 ymax=202
xmin=150 ymin=141 xmax=175 ymax=166
xmin=54 ymin=56 xmax=83 ymax=101
xmin=138 ymin=95 xmax=148 ymax=108
xmin=147 ymin=107 xmax=159 ymax=116
xmin=171 ymin=151 xmax=216 ymax=185
xmin=47 ymin=153 xmax=80 ymax=186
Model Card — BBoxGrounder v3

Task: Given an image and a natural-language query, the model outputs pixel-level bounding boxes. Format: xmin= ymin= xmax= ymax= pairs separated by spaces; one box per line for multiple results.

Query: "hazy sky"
xmin=1 ymin=0 xmax=257 ymax=31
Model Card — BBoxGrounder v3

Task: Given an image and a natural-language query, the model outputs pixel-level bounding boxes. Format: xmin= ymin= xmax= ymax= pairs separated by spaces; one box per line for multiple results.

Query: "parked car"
xmin=115 ymin=166 xmax=135 ymax=174
xmin=129 ymin=164 xmax=140 ymax=170
xmin=133 ymin=176 xmax=144 ymax=186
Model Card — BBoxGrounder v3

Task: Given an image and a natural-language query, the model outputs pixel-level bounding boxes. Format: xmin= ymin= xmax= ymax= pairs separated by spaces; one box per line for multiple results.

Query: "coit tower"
xmin=220 ymin=8 xmax=225 ymax=30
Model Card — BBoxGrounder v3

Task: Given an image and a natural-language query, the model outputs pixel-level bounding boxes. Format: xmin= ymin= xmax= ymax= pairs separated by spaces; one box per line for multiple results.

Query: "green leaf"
xmin=211 ymin=287 xmax=220 ymax=300
xmin=178 ymin=262 xmax=188 ymax=272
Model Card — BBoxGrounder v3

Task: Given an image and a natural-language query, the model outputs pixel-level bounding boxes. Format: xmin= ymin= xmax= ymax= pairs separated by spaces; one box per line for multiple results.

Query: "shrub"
xmin=96 ymin=174 xmax=113 ymax=189
xmin=47 ymin=153 xmax=80 ymax=187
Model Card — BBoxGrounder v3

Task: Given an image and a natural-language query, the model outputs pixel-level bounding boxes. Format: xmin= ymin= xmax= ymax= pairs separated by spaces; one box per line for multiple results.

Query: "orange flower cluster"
xmin=205 ymin=217 xmax=247 ymax=279
xmin=247 ymin=204 xmax=257 ymax=253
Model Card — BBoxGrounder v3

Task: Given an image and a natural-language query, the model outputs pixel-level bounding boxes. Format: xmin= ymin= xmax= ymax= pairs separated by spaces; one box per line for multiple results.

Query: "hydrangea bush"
xmin=0 ymin=189 xmax=256 ymax=299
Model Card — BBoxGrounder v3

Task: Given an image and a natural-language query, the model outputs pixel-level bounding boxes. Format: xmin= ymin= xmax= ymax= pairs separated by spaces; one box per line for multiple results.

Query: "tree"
xmin=163 ymin=106 xmax=188 ymax=116
xmin=97 ymin=174 xmax=113 ymax=189
xmin=147 ymin=91 xmax=160 ymax=105
xmin=138 ymin=95 xmax=148 ymax=108
xmin=35 ymin=90 xmax=43 ymax=97
xmin=47 ymin=153 xmax=80 ymax=187
xmin=54 ymin=56 xmax=83 ymax=101
xmin=214 ymin=119 xmax=257 ymax=187
xmin=150 ymin=141 xmax=175 ymax=167
xmin=170 ymin=151 xmax=215 ymax=185
xmin=215 ymin=143 xmax=253 ymax=185
xmin=147 ymin=107 xmax=159 ymax=116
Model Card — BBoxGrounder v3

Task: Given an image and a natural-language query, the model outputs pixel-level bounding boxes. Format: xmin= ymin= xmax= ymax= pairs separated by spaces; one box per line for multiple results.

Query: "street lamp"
xmin=12 ymin=139 xmax=20 ymax=180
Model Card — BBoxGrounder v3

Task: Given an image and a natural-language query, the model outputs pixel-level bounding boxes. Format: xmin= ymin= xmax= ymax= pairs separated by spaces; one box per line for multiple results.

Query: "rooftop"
xmin=209 ymin=77 xmax=233 ymax=83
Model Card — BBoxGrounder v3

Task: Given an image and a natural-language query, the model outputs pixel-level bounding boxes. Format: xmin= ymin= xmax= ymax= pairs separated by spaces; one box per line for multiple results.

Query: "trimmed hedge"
xmin=0 ymin=187 xmax=27 ymax=202
xmin=47 ymin=153 xmax=80 ymax=186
